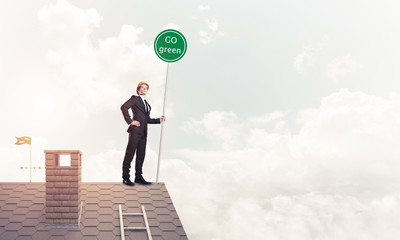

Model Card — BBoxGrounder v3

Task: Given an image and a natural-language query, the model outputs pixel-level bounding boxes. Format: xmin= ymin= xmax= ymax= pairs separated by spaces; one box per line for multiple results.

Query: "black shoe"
xmin=134 ymin=176 xmax=152 ymax=185
xmin=122 ymin=179 xmax=135 ymax=186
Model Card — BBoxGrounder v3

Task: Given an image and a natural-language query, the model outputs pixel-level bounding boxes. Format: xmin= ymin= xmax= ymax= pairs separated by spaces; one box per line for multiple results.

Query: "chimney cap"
xmin=44 ymin=150 xmax=82 ymax=154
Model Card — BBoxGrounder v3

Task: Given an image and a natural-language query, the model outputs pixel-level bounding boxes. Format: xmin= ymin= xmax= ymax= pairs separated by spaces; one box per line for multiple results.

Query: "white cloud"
xmin=199 ymin=19 xmax=224 ymax=44
xmin=199 ymin=30 xmax=213 ymax=45
xmin=327 ymin=54 xmax=363 ymax=81
xmin=31 ymin=94 xmax=56 ymax=117
xmin=294 ymin=46 xmax=315 ymax=74
xmin=37 ymin=0 xmax=166 ymax=117
xmin=183 ymin=111 xmax=240 ymax=150
xmin=247 ymin=111 xmax=288 ymax=131
xmin=294 ymin=35 xmax=329 ymax=74
xmin=183 ymin=110 xmax=288 ymax=150
xmin=167 ymin=89 xmax=400 ymax=239
xmin=198 ymin=5 xmax=210 ymax=11
xmin=82 ymin=149 xmax=122 ymax=182
xmin=193 ymin=3 xmax=224 ymax=44
xmin=163 ymin=22 xmax=181 ymax=30
xmin=37 ymin=0 xmax=102 ymax=53
xmin=205 ymin=18 xmax=218 ymax=32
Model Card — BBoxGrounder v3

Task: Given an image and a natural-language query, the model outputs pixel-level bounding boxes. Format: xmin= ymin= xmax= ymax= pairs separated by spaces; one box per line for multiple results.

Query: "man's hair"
xmin=136 ymin=81 xmax=149 ymax=95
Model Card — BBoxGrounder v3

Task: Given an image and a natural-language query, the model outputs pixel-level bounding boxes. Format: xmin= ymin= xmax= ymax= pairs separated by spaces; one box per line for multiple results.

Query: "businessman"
xmin=120 ymin=81 xmax=166 ymax=186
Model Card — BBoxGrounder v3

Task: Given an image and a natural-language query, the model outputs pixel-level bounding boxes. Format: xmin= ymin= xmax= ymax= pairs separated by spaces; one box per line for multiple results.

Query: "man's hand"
xmin=131 ymin=120 xmax=140 ymax=126
xmin=160 ymin=116 xmax=166 ymax=122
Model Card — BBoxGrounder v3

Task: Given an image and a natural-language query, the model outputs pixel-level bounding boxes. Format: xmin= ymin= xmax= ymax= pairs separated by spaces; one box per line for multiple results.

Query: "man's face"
xmin=138 ymin=84 xmax=148 ymax=95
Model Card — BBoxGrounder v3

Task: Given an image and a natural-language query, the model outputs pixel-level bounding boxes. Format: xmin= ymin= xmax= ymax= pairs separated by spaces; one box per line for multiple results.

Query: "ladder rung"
xmin=119 ymin=204 xmax=152 ymax=240
xmin=123 ymin=213 xmax=143 ymax=216
xmin=125 ymin=227 xmax=147 ymax=230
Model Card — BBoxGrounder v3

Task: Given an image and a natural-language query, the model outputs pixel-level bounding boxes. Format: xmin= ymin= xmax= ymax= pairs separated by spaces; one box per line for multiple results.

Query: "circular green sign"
xmin=154 ymin=29 xmax=187 ymax=62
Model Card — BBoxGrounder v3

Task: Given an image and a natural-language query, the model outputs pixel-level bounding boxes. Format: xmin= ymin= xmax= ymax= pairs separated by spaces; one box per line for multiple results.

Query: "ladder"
xmin=119 ymin=204 xmax=152 ymax=240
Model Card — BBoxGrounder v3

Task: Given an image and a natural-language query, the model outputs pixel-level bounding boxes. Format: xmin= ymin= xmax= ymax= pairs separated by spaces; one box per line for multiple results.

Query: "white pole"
xmin=30 ymin=142 xmax=32 ymax=183
xmin=156 ymin=63 xmax=170 ymax=183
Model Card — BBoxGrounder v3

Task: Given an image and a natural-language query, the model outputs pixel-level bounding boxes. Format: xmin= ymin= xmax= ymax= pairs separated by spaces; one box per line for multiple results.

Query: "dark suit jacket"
xmin=120 ymin=95 xmax=161 ymax=137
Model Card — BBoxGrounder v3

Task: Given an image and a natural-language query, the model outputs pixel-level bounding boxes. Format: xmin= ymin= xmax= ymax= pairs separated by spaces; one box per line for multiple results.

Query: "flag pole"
xmin=30 ymin=142 xmax=32 ymax=183
xmin=156 ymin=62 xmax=170 ymax=183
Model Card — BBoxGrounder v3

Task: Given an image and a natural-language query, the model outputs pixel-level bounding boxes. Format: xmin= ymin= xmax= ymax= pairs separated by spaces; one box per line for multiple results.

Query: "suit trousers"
xmin=122 ymin=133 xmax=147 ymax=180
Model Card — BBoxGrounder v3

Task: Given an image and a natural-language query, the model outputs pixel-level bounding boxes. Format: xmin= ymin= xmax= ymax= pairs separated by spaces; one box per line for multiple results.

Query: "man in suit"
xmin=120 ymin=81 xmax=166 ymax=186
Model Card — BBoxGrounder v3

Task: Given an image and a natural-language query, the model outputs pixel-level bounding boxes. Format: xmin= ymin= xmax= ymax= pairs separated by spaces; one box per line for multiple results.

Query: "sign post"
xmin=154 ymin=29 xmax=187 ymax=183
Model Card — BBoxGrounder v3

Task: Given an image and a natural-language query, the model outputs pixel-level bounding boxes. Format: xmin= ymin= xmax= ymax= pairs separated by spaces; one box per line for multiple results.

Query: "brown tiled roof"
xmin=0 ymin=182 xmax=188 ymax=240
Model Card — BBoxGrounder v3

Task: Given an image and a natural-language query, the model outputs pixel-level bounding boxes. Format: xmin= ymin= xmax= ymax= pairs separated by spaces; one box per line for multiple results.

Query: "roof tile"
xmin=97 ymin=222 xmax=114 ymax=231
xmin=148 ymin=218 xmax=160 ymax=227
xmin=81 ymin=236 xmax=98 ymax=240
xmin=48 ymin=228 xmax=69 ymax=236
xmin=64 ymin=231 xmax=83 ymax=239
xmin=98 ymin=208 xmax=113 ymax=215
xmin=111 ymin=197 xmax=126 ymax=204
xmin=82 ymin=218 xmax=99 ymax=227
xmin=17 ymin=235 xmax=36 ymax=240
xmin=138 ymin=197 xmax=152 ymax=204
xmin=9 ymin=215 xmax=26 ymax=223
xmin=50 ymin=236 xmax=67 ymax=240
xmin=98 ymin=201 xmax=113 ymax=208
xmin=6 ymin=197 xmax=20 ymax=204
xmin=4 ymin=222 xmax=23 ymax=231
xmin=85 ymin=197 xmax=100 ymax=204
xmin=87 ymin=185 xmax=100 ymax=192
xmin=21 ymin=218 xmax=39 ymax=227
xmin=81 ymin=226 xmax=99 ymax=236
xmin=157 ymin=214 xmax=174 ymax=223
xmin=177 ymin=226 xmax=186 ymax=236
xmin=173 ymin=218 xmax=183 ymax=227
xmin=159 ymin=222 xmax=177 ymax=231
xmin=153 ymin=200 xmax=168 ymax=208
xmin=18 ymin=226 xmax=36 ymax=236
xmin=125 ymin=201 xmax=140 ymax=208
xmin=110 ymin=185 xmax=124 ymax=192
xmin=31 ymin=231 xmax=51 ymax=240
xmin=162 ymin=230 xmax=181 ymax=239
xmin=98 ymin=189 xmax=112 ymax=195
xmin=98 ymin=194 xmax=113 ymax=201
xmin=0 ymin=231 xmax=19 ymax=239
xmin=137 ymin=191 xmax=151 ymax=198
xmin=84 ymin=204 xmax=99 ymax=211
xmin=150 ymin=194 xmax=164 ymax=201
xmin=1 ymin=203 xmax=17 ymax=211
xmin=97 ymin=231 xmax=115 ymax=239
xmin=150 ymin=226 xmax=162 ymax=236
xmin=152 ymin=236 xmax=164 ymax=240
xmin=18 ymin=201 xmax=32 ymax=208
xmin=98 ymin=185 xmax=113 ymax=190
xmin=83 ymin=210 xmax=99 ymax=219
xmin=154 ymin=207 xmax=171 ymax=215
xmin=126 ymin=230 xmax=147 ymax=240
xmin=0 ymin=218 xmax=9 ymax=226
xmin=29 ymin=204 xmax=44 ymax=211
xmin=97 ymin=215 xmax=114 ymax=223
xmin=25 ymin=211 xmax=42 ymax=219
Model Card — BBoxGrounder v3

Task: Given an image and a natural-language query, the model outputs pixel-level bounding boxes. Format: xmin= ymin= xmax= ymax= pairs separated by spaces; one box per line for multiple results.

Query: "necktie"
xmin=144 ymin=99 xmax=149 ymax=113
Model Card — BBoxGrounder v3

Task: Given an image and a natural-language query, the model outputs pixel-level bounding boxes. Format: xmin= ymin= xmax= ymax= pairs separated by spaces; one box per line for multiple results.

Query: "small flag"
xmin=15 ymin=136 xmax=31 ymax=145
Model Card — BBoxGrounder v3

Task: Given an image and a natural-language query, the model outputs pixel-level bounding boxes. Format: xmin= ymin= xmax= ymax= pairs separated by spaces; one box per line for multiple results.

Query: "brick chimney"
xmin=44 ymin=150 xmax=83 ymax=228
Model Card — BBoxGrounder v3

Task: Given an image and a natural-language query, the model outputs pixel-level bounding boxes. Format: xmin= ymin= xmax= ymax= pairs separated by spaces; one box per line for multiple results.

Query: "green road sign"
xmin=154 ymin=29 xmax=187 ymax=62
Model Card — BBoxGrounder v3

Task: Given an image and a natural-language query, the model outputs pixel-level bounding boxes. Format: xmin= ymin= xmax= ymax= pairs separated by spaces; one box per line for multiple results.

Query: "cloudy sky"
xmin=2 ymin=0 xmax=400 ymax=239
